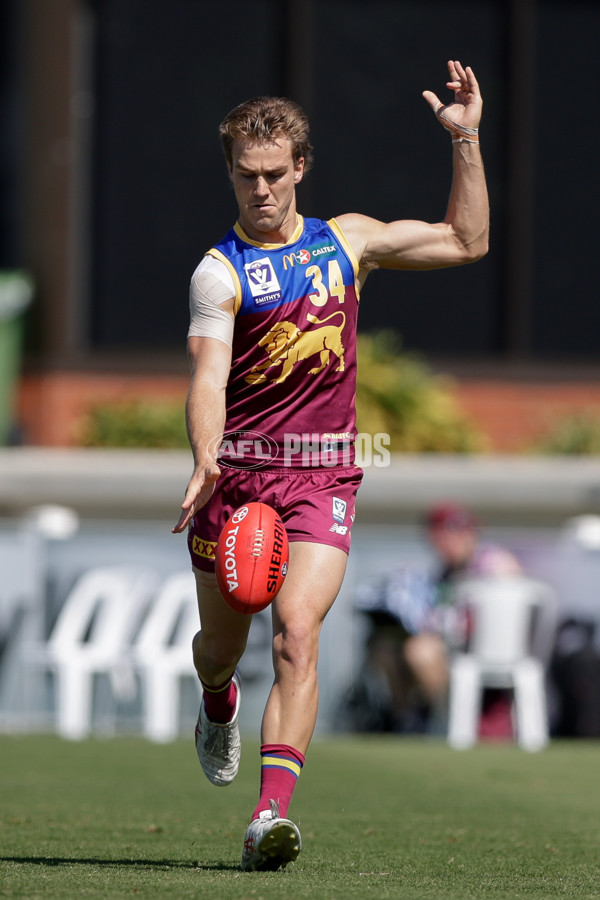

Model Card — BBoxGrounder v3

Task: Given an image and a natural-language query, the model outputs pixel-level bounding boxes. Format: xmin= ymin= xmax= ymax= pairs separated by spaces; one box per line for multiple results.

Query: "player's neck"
xmin=237 ymin=211 xmax=301 ymax=246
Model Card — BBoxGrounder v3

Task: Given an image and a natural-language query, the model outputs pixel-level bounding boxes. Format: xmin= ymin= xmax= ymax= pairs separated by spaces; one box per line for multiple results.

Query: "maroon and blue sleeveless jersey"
xmin=207 ymin=215 xmax=360 ymax=468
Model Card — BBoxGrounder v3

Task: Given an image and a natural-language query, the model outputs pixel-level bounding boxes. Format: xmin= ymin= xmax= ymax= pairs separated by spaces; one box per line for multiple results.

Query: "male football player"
xmin=173 ymin=60 xmax=489 ymax=871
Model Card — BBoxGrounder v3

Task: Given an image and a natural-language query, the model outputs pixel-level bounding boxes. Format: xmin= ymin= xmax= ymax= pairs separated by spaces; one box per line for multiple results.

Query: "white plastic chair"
xmin=31 ymin=565 xmax=158 ymax=740
xmin=447 ymin=576 xmax=557 ymax=752
xmin=134 ymin=570 xmax=201 ymax=742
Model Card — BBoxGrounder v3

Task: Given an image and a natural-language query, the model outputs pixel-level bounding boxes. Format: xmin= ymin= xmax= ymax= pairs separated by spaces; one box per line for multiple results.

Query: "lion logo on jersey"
xmin=245 ymin=311 xmax=346 ymax=386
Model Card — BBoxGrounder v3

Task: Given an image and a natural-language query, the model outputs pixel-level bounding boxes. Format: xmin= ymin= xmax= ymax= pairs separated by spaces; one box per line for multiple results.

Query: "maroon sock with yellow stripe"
xmin=252 ymin=743 xmax=305 ymax=821
xmin=200 ymin=675 xmax=237 ymax=724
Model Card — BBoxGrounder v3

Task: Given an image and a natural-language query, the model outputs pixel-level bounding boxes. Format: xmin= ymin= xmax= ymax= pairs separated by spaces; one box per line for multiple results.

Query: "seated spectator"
xmin=354 ymin=502 xmax=522 ymax=734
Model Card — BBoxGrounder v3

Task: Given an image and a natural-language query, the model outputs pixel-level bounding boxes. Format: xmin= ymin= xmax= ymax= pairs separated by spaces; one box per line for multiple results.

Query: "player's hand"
xmin=171 ymin=465 xmax=220 ymax=534
xmin=422 ymin=60 xmax=482 ymax=135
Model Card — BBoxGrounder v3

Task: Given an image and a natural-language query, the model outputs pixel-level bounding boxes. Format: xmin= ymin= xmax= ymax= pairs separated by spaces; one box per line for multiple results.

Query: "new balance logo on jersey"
xmin=244 ymin=258 xmax=282 ymax=303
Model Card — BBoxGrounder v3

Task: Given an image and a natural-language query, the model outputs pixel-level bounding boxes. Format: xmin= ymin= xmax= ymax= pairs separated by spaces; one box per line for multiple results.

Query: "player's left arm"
xmin=338 ymin=60 xmax=489 ymax=273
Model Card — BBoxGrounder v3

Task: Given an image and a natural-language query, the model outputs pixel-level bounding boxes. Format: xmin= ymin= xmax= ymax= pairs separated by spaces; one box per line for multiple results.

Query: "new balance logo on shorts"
xmin=329 ymin=523 xmax=348 ymax=534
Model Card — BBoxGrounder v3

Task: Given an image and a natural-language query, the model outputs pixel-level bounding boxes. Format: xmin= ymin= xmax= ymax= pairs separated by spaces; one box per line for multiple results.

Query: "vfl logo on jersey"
xmin=244 ymin=257 xmax=282 ymax=304
xmin=332 ymin=497 xmax=347 ymax=523
xmin=245 ymin=311 xmax=346 ymax=386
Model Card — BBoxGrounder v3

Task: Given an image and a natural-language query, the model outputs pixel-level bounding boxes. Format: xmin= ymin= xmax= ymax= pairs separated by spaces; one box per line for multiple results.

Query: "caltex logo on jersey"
xmin=297 ymin=249 xmax=311 ymax=264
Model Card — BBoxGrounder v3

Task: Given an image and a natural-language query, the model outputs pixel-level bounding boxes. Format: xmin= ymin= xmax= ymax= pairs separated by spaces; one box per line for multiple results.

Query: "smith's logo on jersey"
xmin=244 ymin=258 xmax=282 ymax=304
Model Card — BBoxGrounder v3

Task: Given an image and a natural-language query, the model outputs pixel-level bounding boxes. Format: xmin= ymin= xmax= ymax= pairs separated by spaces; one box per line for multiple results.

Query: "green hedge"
xmin=533 ymin=411 xmax=600 ymax=455
xmin=78 ymin=400 xmax=189 ymax=449
xmin=355 ymin=331 xmax=485 ymax=453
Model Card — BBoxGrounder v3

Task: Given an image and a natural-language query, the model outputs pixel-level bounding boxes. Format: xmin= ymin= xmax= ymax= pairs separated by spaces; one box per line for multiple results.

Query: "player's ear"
xmin=294 ymin=157 xmax=305 ymax=183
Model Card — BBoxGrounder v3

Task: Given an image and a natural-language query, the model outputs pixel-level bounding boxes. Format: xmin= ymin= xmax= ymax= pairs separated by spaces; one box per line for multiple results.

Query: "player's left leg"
xmin=263 ymin=540 xmax=348 ymax=752
xmin=241 ymin=540 xmax=347 ymax=871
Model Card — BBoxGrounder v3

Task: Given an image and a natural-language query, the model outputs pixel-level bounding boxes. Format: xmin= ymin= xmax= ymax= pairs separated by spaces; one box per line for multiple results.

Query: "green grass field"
xmin=1 ymin=734 xmax=599 ymax=899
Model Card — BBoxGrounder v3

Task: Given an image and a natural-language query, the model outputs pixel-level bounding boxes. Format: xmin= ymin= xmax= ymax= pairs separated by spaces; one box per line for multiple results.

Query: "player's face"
xmin=229 ymin=138 xmax=304 ymax=243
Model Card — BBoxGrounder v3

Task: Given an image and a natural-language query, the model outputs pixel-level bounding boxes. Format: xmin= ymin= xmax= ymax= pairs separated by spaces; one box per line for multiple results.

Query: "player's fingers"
xmin=422 ymin=89 xmax=441 ymax=111
xmin=464 ymin=65 xmax=480 ymax=95
xmin=448 ymin=62 xmax=479 ymax=98
xmin=453 ymin=59 xmax=467 ymax=80
xmin=172 ymin=507 xmax=193 ymax=534
xmin=172 ymin=475 xmax=218 ymax=532
xmin=171 ymin=486 xmax=199 ymax=533
xmin=446 ymin=59 xmax=457 ymax=82
xmin=446 ymin=60 xmax=471 ymax=94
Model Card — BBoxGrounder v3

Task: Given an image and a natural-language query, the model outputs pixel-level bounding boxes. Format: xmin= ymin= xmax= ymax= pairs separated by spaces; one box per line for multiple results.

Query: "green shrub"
xmin=78 ymin=400 xmax=188 ymax=449
xmin=534 ymin=411 xmax=600 ymax=455
xmin=355 ymin=331 xmax=485 ymax=453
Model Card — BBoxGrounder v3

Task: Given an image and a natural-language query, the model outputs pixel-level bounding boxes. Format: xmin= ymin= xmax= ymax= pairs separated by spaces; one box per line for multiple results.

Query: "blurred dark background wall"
xmin=1 ymin=0 xmax=599 ymax=443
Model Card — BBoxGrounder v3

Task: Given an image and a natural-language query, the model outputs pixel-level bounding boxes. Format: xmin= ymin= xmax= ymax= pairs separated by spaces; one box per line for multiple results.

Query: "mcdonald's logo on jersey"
xmin=282 ymin=248 xmax=311 ymax=270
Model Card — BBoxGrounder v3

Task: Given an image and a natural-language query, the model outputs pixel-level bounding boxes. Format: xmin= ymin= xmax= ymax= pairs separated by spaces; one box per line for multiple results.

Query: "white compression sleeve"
xmin=188 ymin=256 xmax=235 ymax=347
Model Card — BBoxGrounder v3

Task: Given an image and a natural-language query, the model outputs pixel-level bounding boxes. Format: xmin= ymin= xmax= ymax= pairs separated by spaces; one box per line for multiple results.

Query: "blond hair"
xmin=219 ymin=96 xmax=313 ymax=173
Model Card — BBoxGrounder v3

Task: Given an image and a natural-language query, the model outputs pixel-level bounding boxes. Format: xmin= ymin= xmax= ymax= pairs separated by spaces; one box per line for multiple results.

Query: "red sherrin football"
xmin=215 ymin=502 xmax=289 ymax=614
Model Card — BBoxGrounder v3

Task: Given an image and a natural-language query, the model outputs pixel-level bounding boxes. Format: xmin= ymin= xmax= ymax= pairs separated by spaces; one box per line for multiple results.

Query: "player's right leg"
xmin=192 ymin=567 xmax=252 ymax=786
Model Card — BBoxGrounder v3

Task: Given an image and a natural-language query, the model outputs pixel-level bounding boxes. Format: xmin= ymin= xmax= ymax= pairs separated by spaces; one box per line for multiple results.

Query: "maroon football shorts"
xmin=187 ymin=465 xmax=363 ymax=572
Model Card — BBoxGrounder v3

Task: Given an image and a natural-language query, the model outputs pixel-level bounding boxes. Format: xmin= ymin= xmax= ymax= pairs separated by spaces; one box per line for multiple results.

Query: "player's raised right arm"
xmin=172 ymin=335 xmax=232 ymax=534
